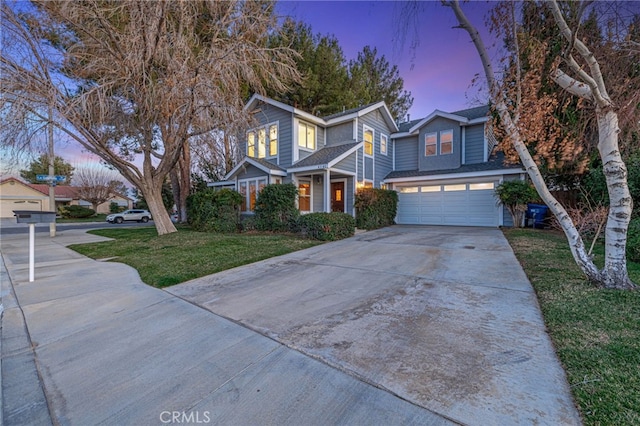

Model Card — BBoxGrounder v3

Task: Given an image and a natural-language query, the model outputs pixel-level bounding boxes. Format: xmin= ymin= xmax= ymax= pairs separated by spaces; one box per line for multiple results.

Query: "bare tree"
xmin=1 ymin=1 xmax=299 ymax=235
xmin=443 ymin=0 xmax=636 ymax=289
xmin=73 ymin=166 xmax=119 ymax=212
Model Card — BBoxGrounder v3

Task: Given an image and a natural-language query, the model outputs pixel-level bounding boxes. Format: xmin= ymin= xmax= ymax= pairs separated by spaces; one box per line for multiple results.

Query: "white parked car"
xmin=106 ymin=209 xmax=152 ymax=224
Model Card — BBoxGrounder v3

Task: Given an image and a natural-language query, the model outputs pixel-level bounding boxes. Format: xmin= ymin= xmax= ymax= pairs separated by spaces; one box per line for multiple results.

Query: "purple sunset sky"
xmin=44 ymin=1 xmax=499 ymax=173
xmin=277 ymin=0 xmax=497 ymax=119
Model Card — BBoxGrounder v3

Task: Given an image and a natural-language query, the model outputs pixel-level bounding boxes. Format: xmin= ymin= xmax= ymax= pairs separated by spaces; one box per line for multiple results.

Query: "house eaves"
xmin=408 ymin=110 xmax=470 ymax=134
xmin=383 ymin=167 xmax=524 ymax=183
xmin=224 ymin=157 xmax=287 ymax=181
xmin=244 ymin=94 xmax=325 ymax=126
xmin=324 ymin=102 xmax=399 ymax=133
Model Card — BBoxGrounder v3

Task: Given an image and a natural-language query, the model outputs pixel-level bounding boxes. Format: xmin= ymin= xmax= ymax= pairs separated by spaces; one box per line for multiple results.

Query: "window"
xmin=440 ymin=130 xmax=453 ymax=155
xmin=247 ymin=123 xmax=278 ymax=159
xmin=298 ymin=121 xmax=316 ymax=150
xmin=470 ymin=182 xmax=494 ymax=190
xmin=298 ymin=181 xmax=311 ymax=211
xmin=247 ymin=132 xmax=255 ymax=158
xmin=239 ymin=178 xmax=267 ymax=212
xmin=380 ymin=134 xmax=388 ymax=155
xmin=269 ymin=124 xmax=278 ymax=156
xmin=444 ymin=184 xmax=466 ymax=191
xmin=258 ymin=128 xmax=266 ymax=158
xmin=425 ymin=132 xmax=437 ymax=156
xmin=421 ymin=185 xmax=441 ymax=192
xmin=364 ymin=127 xmax=374 ymax=156
xmin=399 ymin=187 xmax=418 ymax=193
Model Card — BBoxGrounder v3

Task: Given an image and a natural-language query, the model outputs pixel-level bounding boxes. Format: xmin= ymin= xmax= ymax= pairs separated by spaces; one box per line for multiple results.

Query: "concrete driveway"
xmin=169 ymin=225 xmax=580 ymax=425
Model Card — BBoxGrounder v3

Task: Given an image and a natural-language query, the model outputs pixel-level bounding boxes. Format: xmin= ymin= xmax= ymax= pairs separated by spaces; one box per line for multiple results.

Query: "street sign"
xmin=36 ymin=175 xmax=66 ymax=183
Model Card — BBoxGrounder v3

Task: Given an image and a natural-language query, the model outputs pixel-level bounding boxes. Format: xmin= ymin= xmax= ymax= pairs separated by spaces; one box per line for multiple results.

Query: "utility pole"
xmin=48 ymin=105 xmax=56 ymax=238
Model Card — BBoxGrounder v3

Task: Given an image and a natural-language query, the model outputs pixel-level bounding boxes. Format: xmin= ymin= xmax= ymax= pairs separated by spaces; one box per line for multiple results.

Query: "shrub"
xmin=254 ymin=183 xmax=299 ymax=232
xmin=60 ymin=205 xmax=95 ymax=218
xmin=186 ymin=188 xmax=242 ymax=233
xmin=109 ymin=202 xmax=124 ymax=213
xmin=627 ymin=217 xmax=640 ymax=262
xmin=494 ymin=180 xmax=538 ymax=227
xmin=299 ymin=212 xmax=355 ymax=241
xmin=354 ymin=188 xmax=398 ymax=230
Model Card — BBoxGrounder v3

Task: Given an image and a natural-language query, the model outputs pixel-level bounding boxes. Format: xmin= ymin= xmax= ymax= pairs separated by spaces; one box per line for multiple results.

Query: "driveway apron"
xmin=169 ymin=225 xmax=581 ymax=425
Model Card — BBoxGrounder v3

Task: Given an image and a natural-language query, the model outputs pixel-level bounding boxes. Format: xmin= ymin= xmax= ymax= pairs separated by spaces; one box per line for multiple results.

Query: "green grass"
xmin=503 ymin=228 xmax=640 ymax=425
xmin=69 ymin=227 xmax=323 ymax=287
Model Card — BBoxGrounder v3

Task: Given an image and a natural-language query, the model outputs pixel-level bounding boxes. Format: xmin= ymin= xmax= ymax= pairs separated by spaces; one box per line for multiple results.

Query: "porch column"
xmin=324 ymin=170 xmax=331 ymax=212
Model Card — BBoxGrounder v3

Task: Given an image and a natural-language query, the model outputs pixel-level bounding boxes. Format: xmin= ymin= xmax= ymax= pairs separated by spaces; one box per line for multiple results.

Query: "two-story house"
xmin=211 ymin=94 xmax=525 ymax=227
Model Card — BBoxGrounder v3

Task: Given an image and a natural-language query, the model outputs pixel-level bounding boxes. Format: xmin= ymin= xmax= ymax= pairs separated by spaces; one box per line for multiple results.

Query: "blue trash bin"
xmin=527 ymin=204 xmax=548 ymax=228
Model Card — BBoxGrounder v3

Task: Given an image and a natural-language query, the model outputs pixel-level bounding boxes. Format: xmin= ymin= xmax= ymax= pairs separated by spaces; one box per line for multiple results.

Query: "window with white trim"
xmin=425 ymin=132 xmax=437 ymax=156
xmin=364 ymin=127 xmax=374 ymax=156
xmin=239 ymin=178 xmax=267 ymax=212
xmin=298 ymin=181 xmax=311 ymax=211
xmin=247 ymin=122 xmax=278 ymax=159
xmin=440 ymin=129 xmax=453 ymax=155
xmin=298 ymin=121 xmax=316 ymax=150
xmin=380 ymin=134 xmax=388 ymax=155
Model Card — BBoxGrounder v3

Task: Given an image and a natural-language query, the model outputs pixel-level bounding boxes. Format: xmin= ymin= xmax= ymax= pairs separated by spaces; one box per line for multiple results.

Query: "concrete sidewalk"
xmin=1 ymin=229 xmax=453 ymax=425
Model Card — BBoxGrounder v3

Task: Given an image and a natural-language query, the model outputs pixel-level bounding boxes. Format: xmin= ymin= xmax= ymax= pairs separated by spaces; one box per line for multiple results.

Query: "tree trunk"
xmin=143 ymin=182 xmax=177 ymax=235
xmin=595 ymin=108 xmax=635 ymax=289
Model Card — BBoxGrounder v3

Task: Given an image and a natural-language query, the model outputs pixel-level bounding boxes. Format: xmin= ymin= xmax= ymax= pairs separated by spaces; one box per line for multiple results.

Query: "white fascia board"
xmin=326 ymin=102 xmax=399 ymax=132
xmin=244 ymin=94 xmax=325 ymax=126
xmin=327 ymin=142 xmax=364 ymax=168
xmin=390 ymin=131 xmax=412 ymax=138
xmin=329 ymin=168 xmax=357 ymax=177
xmin=207 ymin=181 xmax=234 ymax=187
xmin=408 ymin=110 xmax=469 ymax=134
xmin=224 ymin=158 xmax=250 ymax=180
xmin=467 ymin=116 xmax=489 ymax=125
xmin=383 ymin=168 xmax=525 ymax=183
xmin=288 ymin=164 xmax=329 ymax=173
xmin=224 ymin=157 xmax=287 ymax=180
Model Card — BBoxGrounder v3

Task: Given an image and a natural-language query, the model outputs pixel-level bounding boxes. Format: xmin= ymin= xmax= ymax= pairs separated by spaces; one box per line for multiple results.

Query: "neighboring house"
xmin=0 ymin=177 xmax=133 ymax=218
xmin=210 ymin=94 xmax=525 ymax=227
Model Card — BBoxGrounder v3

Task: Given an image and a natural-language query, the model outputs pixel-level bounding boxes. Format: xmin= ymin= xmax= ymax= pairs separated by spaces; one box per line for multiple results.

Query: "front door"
xmin=331 ymin=182 xmax=345 ymax=212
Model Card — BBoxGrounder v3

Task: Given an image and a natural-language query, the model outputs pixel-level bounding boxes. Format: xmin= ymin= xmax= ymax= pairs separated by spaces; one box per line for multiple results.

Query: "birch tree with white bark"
xmin=442 ymin=0 xmax=636 ymax=289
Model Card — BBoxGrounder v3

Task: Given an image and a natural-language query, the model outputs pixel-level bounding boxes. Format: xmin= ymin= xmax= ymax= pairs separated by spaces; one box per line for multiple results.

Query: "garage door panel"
xmin=397 ymin=181 xmax=499 ymax=227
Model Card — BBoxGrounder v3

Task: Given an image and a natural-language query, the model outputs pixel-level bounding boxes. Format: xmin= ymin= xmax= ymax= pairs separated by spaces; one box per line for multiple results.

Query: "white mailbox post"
xmin=13 ymin=211 xmax=57 ymax=282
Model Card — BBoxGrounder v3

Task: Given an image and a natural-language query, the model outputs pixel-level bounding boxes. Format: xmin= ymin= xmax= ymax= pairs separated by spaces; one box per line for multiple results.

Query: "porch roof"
xmin=225 ymin=157 xmax=287 ymax=180
xmin=289 ymin=141 xmax=361 ymax=172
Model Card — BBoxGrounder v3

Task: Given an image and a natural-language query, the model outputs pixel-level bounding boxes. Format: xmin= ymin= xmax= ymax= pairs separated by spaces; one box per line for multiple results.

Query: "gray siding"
xmin=326 ymin=122 xmax=353 ymax=145
xmin=359 ymin=108 xmax=395 ymax=187
xmin=333 ymin=153 xmax=357 ymax=174
xmin=317 ymin=125 xmax=326 ymax=147
xmin=419 ymin=117 xmax=462 ymax=171
xmin=312 ymin=176 xmax=324 ymax=212
xmin=464 ymin=124 xmax=485 ymax=164
xmin=236 ymin=165 xmax=269 ymax=180
xmin=394 ymin=136 xmax=419 ymax=171
xmin=250 ymin=103 xmax=293 ymax=167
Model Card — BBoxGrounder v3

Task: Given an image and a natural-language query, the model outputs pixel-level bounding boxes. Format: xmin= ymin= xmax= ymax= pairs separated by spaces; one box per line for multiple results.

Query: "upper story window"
xmin=425 ymin=132 xmax=437 ymax=156
xmin=247 ymin=122 xmax=278 ymax=159
xmin=440 ymin=129 xmax=453 ymax=155
xmin=298 ymin=121 xmax=316 ymax=150
xmin=380 ymin=134 xmax=388 ymax=155
xmin=364 ymin=126 xmax=374 ymax=156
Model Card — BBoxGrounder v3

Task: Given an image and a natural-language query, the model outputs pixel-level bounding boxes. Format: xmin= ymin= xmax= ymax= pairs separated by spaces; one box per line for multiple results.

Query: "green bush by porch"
xmin=355 ymin=188 xmax=398 ymax=230
xmin=254 ymin=183 xmax=299 ymax=232
xmin=299 ymin=212 xmax=355 ymax=241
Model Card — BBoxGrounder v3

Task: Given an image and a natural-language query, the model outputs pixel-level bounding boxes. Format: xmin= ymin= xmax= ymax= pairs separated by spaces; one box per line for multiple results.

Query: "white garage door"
xmin=396 ymin=182 xmax=499 ymax=227
xmin=0 ymin=200 xmax=43 ymax=218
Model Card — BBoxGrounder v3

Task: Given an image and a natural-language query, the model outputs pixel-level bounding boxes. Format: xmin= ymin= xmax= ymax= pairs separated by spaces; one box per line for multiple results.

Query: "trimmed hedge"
xmin=354 ymin=188 xmax=398 ymax=230
xmin=186 ymin=188 xmax=242 ymax=233
xmin=299 ymin=212 xmax=355 ymax=241
xmin=254 ymin=183 xmax=299 ymax=232
xmin=60 ymin=205 xmax=95 ymax=218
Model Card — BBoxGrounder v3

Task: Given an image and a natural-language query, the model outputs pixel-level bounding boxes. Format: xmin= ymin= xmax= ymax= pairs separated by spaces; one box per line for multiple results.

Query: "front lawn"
xmin=503 ymin=228 xmax=640 ymax=425
xmin=69 ymin=227 xmax=323 ymax=287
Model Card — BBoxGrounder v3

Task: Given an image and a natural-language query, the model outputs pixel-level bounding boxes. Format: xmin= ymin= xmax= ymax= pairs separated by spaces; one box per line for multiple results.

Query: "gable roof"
xmin=244 ymin=94 xmax=399 ymax=133
xmin=288 ymin=141 xmax=363 ymax=172
xmin=224 ymin=156 xmax=287 ymax=180
xmin=28 ymin=184 xmax=79 ymax=200
xmin=395 ymin=104 xmax=490 ymax=136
